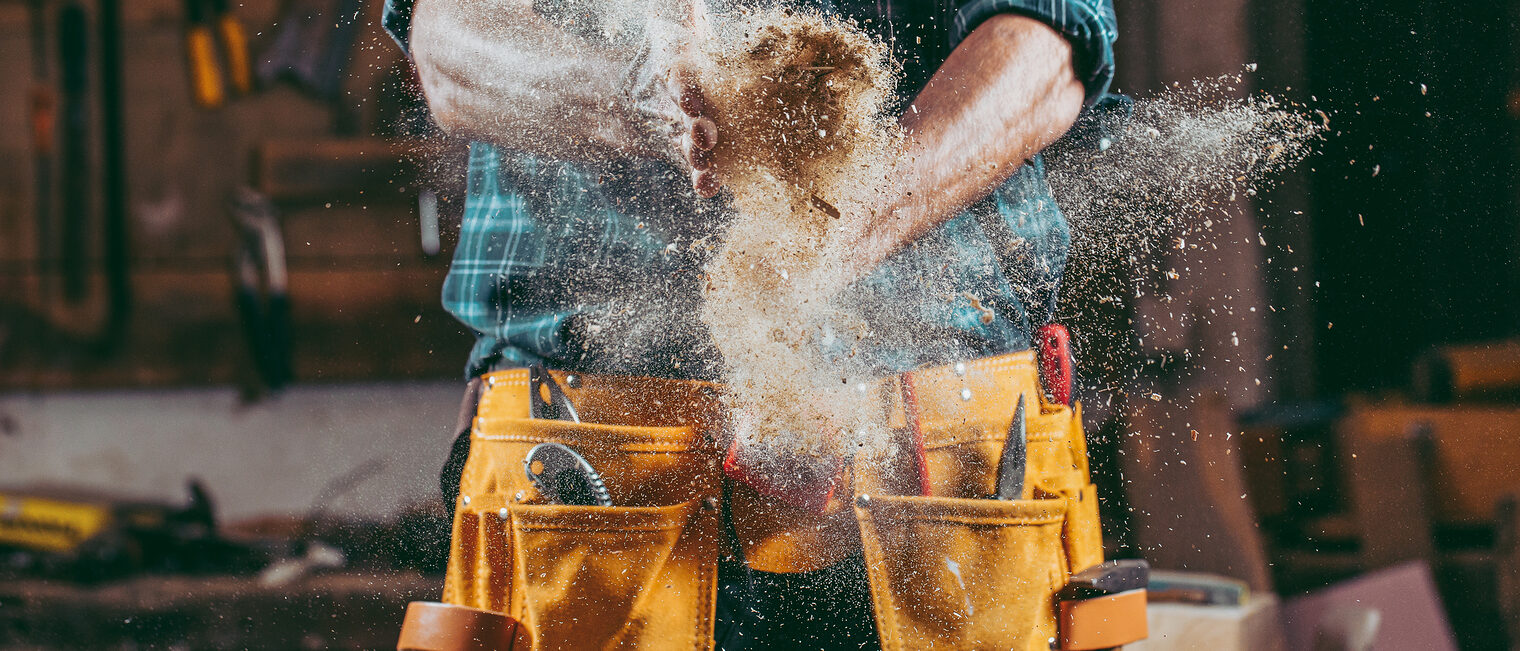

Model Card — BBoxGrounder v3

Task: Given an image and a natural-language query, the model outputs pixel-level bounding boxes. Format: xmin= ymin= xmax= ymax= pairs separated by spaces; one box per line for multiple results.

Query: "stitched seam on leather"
xmin=857 ymin=516 xmax=901 ymax=651
xmin=471 ymin=434 xmax=696 ymax=452
xmin=694 ymin=507 xmax=714 ymax=651
xmin=515 ymin=521 xmax=685 ymax=532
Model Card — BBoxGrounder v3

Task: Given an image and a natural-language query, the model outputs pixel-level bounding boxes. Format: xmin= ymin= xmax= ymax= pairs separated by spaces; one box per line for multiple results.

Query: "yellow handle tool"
xmin=217 ymin=12 xmax=251 ymax=94
xmin=186 ymin=23 xmax=223 ymax=108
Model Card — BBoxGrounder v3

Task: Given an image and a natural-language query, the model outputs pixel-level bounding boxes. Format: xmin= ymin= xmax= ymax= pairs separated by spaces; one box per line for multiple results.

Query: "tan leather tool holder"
xmin=398 ymin=351 xmax=1145 ymax=650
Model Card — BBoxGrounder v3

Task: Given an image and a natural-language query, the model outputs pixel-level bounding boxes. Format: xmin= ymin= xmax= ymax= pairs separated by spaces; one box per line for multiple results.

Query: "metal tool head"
xmin=1056 ymin=559 xmax=1151 ymax=601
xmin=524 ymin=442 xmax=611 ymax=507
xmin=994 ymin=393 xmax=1027 ymax=500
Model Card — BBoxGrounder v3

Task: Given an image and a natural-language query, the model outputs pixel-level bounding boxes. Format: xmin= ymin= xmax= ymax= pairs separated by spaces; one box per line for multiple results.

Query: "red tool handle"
xmin=1037 ymin=324 xmax=1074 ymax=406
xmin=724 ymin=438 xmax=843 ymax=513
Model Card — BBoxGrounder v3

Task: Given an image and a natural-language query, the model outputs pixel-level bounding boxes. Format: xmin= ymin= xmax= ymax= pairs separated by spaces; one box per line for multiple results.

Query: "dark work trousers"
xmin=714 ymin=483 xmax=882 ymax=651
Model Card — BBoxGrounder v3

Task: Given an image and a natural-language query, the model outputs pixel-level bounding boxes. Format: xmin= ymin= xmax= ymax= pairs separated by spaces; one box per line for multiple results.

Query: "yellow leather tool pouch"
xmin=855 ymin=354 xmax=1106 ymax=651
xmin=446 ymin=410 xmax=722 ymax=650
xmin=855 ymin=494 xmax=1070 ymax=651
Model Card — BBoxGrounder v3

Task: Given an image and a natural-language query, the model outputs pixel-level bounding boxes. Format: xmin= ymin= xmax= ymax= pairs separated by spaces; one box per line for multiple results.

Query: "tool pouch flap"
xmin=855 ymin=494 xmax=1070 ymax=651
xmin=510 ymin=500 xmax=718 ymax=650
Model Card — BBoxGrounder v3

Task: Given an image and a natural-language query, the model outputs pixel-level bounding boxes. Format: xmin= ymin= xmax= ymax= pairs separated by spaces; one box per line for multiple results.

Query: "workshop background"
xmin=0 ymin=0 xmax=1516 ymax=649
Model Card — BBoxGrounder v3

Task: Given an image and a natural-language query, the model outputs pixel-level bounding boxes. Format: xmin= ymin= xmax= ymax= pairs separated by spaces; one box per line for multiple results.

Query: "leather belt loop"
xmin=440 ymin=377 xmax=484 ymax=513
xmin=454 ymin=377 xmax=484 ymax=437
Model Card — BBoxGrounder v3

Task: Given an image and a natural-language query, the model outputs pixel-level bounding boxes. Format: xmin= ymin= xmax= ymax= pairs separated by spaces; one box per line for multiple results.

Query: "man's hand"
xmin=673 ymin=70 xmax=721 ymax=197
xmin=844 ymin=14 xmax=1086 ymax=282
xmin=633 ymin=0 xmax=721 ymax=197
xmin=411 ymin=0 xmax=720 ymax=196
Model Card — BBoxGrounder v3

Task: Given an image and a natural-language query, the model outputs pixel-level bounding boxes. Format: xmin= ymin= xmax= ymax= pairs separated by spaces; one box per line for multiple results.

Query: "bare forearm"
xmin=854 ymin=14 xmax=1085 ymax=272
xmin=410 ymin=0 xmax=645 ymax=158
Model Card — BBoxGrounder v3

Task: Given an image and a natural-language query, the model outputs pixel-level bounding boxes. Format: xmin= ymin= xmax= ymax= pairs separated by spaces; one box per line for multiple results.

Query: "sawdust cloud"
xmin=1046 ymin=76 xmax=1324 ymax=260
xmin=405 ymin=0 xmax=1326 ymax=465
xmin=697 ymin=7 xmax=903 ymax=461
xmin=1043 ymin=75 xmax=1326 ymax=402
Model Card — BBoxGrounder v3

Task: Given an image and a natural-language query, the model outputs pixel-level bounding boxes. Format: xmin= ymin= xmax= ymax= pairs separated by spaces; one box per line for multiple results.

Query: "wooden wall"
xmin=0 ymin=0 xmax=473 ymax=390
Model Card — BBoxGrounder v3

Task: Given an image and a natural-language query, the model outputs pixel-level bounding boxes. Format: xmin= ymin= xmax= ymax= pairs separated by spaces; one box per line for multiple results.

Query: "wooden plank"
xmin=1341 ymin=414 xmax=1435 ymax=569
xmin=1343 ymin=403 xmax=1520 ymax=523
xmin=1121 ymin=390 xmax=1275 ymax=591
xmin=253 ymin=138 xmax=419 ymax=202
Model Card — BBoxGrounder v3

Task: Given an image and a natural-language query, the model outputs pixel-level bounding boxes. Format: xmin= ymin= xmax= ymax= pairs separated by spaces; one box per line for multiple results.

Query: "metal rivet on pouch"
xmin=498 ymin=508 xmax=510 ymax=520
xmin=703 ymin=496 xmax=720 ymax=511
xmin=954 ymin=362 xmax=967 ymax=376
xmin=515 ymin=491 xmax=526 ymax=502
xmin=856 ymin=494 xmax=871 ymax=507
xmin=565 ymin=374 xmax=581 ymax=389
xmin=960 ymin=388 xmax=973 ymax=402
xmin=460 ymin=495 xmax=471 ymax=506
xmin=486 ymin=376 xmax=498 ymax=387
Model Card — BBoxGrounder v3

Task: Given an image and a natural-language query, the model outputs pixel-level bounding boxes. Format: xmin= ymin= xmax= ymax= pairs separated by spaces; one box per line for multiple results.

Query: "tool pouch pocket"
xmin=855 ymin=494 xmax=1070 ymax=651
xmin=445 ymin=418 xmax=721 ymax=650
xmin=510 ymin=500 xmax=718 ymax=650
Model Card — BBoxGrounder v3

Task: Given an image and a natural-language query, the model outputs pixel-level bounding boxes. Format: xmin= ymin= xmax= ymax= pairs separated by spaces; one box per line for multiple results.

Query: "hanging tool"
xmin=27 ymin=0 xmax=55 ymax=300
xmin=1038 ymin=323 xmax=1075 ymax=406
xmin=524 ymin=442 xmax=612 ymax=506
xmin=994 ymin=394 xmax=1028 ymax=500
xmin=230 ymin=188 xmax=291 ymax=390
xmin=97 ymin=0 xmax=132 ymax=353
xmin=258 ymin=0 xmax=362 ymax=100
xmin=56 ymin=1 xmax=90 ymax=304
xmin=184 ymin=0 xmax=252 ymax=109
xmin=528 ymin=365 xmax=581 ymax=422
xmin=258 ymin=0 xmax=364 ymax=131
xmin=897 ymin=373 xmax=932 ymax=496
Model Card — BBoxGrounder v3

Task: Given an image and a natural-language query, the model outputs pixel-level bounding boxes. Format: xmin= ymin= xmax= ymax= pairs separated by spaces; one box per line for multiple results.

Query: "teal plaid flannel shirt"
xmin=384 ymin=0 xmax=1117 ymax=380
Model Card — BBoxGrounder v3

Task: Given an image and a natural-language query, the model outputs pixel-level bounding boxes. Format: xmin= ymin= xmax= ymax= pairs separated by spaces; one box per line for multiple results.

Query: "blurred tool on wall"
xmin=258 ymin=0 xmax=364 ymax=132
xmin=57 ymin=1 xmax=89 ymax=303
xmin=11 ymin=0 xmax=133 ymax=362
xmin=27 ymin=0 xmax=55 ymax=302
xmin=230 ymin=188 xmax=291 ymax=393
xmin=183 ymin=0 xmax=252 ymax=109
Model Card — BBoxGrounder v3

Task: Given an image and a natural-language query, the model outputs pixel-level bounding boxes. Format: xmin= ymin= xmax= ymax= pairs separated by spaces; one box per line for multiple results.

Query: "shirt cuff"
xmin=383 ymin=0 xmax=416 ymax=56
xmin=951 ymin=0 xmax=1117 ymax=104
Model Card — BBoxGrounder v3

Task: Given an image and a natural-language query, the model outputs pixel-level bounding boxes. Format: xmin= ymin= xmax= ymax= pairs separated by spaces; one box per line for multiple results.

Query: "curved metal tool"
xmin=529 ymin=365 xmax=580 ymax=423
xmin=524 ymin=442 xmax=611 ymax=507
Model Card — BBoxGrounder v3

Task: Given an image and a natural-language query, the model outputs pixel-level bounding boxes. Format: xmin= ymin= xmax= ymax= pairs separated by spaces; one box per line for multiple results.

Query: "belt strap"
xmin=440 ymin=378 xmax=483 ymax=513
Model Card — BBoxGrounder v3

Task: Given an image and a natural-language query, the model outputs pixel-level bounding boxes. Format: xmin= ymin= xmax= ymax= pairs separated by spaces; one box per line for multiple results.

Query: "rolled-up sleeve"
xmin=383 ymin=0 xmax=417 ymax=55
xmin=951 ymin=0 xmax=1117 ymax=103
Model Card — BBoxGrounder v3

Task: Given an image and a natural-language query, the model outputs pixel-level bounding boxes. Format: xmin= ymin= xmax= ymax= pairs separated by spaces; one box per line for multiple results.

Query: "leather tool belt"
xmin=398 ymin=350 xmax=1147 ymax=650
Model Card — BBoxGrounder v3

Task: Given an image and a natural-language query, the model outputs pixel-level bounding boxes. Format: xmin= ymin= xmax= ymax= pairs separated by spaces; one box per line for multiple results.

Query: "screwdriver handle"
xmin=1037 ymin=323 xmax=1074 ymax=406
xmin=186 ymin=26 xmax=224 ymax=108
xmin=217 ymin=14 xmax=252 ymax=94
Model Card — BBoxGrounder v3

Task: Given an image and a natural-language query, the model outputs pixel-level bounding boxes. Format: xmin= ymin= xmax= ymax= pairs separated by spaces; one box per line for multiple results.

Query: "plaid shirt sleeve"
xmin=951 ymin=0 xmax=1118 ymax=103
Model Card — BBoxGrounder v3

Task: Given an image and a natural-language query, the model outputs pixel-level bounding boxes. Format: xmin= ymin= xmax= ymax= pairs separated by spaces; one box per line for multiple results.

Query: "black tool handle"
xmin=1056 ymin=559 xmax=1151 ymax=601
xmin=57 ymin=2 xmax=90 ymax=303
